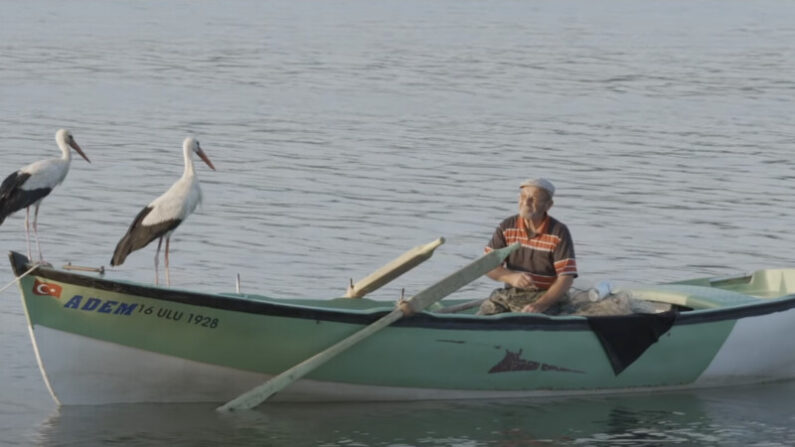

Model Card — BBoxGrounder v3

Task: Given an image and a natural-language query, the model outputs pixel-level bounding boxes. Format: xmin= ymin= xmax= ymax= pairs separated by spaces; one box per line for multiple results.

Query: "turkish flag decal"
xmin=32 ymin=279 xmax=63 ymax=298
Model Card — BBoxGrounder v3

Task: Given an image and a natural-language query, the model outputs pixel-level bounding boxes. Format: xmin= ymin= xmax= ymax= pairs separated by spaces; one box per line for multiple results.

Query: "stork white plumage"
xmin=110 ymin=137 xmax=215 ymax=286
xmin=0 ymin=129 xmax=90 ymax=261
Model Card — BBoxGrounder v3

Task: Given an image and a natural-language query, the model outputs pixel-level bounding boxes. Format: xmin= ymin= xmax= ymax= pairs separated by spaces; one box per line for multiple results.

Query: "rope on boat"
xmin=0 ymin=263 xmax=40 ymax=294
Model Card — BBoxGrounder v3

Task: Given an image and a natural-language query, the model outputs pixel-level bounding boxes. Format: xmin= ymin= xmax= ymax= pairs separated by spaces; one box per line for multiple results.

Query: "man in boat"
xmin=478 ymin=178 xmax=578 ymax=315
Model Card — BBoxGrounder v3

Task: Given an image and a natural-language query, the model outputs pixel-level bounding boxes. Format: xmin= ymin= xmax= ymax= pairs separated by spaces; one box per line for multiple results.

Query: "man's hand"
xmin=506 ymin=271 xmax=534 ymax=289
xmin=486 ymin=266 xmax=535 ymax=289
xmin=521 ymin=302 xmax=547 ymax=313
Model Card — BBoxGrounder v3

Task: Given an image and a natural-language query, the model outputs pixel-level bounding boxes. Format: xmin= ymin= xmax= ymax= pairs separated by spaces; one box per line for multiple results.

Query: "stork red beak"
xmin=197 ymin=148 xmax=215 ymax=171
xmin=69 ymin=140 xmax=91 ymax=163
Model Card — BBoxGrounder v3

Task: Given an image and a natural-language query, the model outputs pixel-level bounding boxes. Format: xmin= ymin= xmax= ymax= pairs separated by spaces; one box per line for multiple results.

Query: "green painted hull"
xmin=11 ymin=252 xmax=795 ymax=404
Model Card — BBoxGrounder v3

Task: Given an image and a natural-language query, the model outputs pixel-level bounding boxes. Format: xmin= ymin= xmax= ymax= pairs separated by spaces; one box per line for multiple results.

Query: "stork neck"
xmin=183 ymin=146 xmax=196 ymax=177
xmin=59 ymin=141 xmax=72 ymax=162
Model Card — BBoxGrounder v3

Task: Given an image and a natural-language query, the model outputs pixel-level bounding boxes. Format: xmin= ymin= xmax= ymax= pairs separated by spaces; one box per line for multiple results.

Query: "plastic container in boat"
xmin=588 ymin=281 xmax=613 ymax=301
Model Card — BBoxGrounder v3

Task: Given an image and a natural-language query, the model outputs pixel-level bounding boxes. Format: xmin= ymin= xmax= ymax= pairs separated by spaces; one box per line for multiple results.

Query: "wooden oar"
xmin=217 ymin=242 xmax=519 ymax=412
xmin=345 ymin=237 xmax=445 ymax=298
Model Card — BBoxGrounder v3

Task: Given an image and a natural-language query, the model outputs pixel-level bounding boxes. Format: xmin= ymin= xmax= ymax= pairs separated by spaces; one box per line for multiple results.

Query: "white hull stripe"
xmin=696 ymin=307 xmax=795 ymax=384
xmin=28 ymin=324 xmax=792 ymax=405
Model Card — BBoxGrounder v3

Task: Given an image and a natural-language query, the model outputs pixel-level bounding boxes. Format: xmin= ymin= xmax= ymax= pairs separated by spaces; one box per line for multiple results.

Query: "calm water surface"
xmin=2 ymin=0 xmax=795 ymax=445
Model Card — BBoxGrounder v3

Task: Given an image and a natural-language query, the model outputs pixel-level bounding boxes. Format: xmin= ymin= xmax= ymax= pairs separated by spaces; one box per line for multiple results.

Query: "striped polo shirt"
xmin=485 ymin=214 xmax=578 ymax=290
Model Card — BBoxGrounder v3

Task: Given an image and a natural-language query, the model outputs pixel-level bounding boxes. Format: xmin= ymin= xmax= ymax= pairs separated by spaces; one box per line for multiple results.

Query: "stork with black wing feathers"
xmin=0 ymin=129 xmax=90 ymax=261
xmin=110 ymin=137 xmax=215 ymax=286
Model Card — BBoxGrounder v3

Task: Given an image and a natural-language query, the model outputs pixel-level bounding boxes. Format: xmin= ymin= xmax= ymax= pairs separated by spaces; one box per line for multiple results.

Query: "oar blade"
xmin=345 ymin=237 xmax=445 ymax=298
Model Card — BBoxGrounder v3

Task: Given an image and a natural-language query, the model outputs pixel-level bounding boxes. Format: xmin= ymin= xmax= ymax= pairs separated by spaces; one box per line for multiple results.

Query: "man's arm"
xmin=521 ymin=275 xmax=574 ymax=313
xmin=486 ymin=265 xmax=535 ymax=289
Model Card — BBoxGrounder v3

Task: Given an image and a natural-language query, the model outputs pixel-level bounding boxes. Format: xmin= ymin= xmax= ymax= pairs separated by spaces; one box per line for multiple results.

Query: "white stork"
xmin=110 ymin=137 xmax=215 ymax=286
xmin=0 ymin=129 xmax=90 ymax=261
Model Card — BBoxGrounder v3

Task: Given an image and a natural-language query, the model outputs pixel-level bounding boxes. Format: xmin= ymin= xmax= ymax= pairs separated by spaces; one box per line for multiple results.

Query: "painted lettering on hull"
xmin=60 ymin=295 xmax=220 ymax=329
xmin=63 ymin=295 xmax=137 ymax=315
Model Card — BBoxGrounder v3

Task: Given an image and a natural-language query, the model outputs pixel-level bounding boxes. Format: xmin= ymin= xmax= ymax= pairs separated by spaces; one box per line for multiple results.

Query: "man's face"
xmin=518 ymin=186 xmax=552 ymax=220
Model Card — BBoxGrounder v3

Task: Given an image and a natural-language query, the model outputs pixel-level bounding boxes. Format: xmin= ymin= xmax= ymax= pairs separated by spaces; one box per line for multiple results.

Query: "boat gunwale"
xmin=10 ymin=251 xmax=795 ymax=331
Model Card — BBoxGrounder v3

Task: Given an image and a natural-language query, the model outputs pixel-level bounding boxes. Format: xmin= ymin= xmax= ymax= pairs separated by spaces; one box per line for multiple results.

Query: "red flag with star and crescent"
xmin=32 ymin=279 xmax=62 ymax=298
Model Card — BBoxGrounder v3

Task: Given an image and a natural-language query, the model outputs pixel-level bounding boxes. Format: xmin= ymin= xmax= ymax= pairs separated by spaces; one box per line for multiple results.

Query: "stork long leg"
xmin=154 ymin=237 xmax=163 ymax=285
xmin=24 ymin=207 xmax=32 ymax=260
xmin=165 ymin=237 xmax=171 ymax=286
xmin=33 ymin=202 xmax=43 ymax=262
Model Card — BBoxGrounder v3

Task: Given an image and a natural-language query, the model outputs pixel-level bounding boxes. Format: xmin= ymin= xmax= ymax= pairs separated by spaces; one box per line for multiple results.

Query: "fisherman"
xmin=478 ymin=178 xmax=578 ymax=315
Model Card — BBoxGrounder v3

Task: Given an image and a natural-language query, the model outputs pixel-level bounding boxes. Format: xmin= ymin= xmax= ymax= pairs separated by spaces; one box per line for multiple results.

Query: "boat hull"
xmin=11 ymin=252 xmax=795 ymax=405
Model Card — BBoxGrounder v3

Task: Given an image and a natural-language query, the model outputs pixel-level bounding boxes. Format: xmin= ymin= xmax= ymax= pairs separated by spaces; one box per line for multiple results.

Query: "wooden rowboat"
xmin=10 ymin=250 xmax=795 ymax=406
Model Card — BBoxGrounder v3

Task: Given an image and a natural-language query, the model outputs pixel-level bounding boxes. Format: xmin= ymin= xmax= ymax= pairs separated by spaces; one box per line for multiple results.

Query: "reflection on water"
xmin=36 ymin=382 xmax=795 ymax=446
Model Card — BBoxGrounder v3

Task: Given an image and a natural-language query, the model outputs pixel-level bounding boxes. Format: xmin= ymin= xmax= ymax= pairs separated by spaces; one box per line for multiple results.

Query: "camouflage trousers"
xmin=477 ymin=287 xmax=566 ymax=316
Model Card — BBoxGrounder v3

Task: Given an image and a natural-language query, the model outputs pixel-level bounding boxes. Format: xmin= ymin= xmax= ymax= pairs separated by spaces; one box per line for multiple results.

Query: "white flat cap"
xmin=520 ymin=178 xmax=555 ymax=198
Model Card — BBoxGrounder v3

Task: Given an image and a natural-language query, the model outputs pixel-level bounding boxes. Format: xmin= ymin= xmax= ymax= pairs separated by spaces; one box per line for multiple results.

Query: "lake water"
xmin=2 ymin=0 xmax=795 ymax=445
